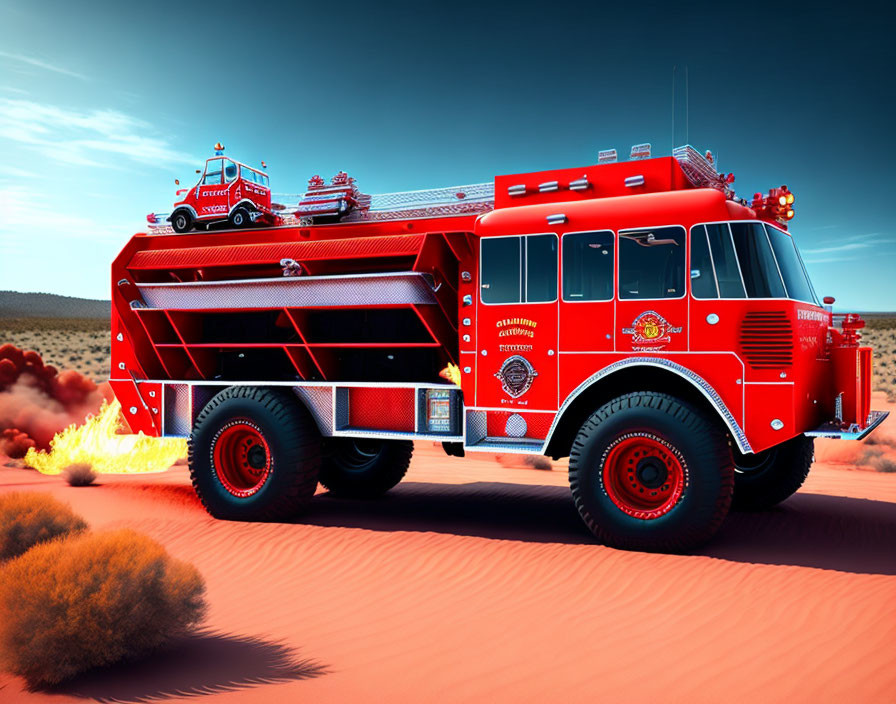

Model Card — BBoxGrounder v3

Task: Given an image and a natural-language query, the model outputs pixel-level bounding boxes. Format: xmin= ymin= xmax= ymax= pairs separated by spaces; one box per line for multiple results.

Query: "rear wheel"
xmin=171 ymin=210 xmax=192 ymax=233
xmin=189 ymin=387 xmax=321 ymax=521
xmin=732 ymin=435 xmax=813 ymax=510
xmin=569 ymin=392 xmax=734 ymax=552
xmin=230 ymin=207 xmax=251 ymax=229
xmin=319 ymin=439 xmax=413 ymax=498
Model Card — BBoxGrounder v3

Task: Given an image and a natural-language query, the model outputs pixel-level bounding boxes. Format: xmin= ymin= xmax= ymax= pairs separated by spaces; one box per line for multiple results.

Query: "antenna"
xmin=672 ymin=66 xmax=689 ymax=148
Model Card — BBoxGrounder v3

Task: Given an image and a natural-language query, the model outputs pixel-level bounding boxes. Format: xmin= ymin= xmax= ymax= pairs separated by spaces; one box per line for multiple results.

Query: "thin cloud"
xmin=800 ymin=242 xmax=872 ymax=255
xmin=0 ymin=98 xmax=196 ymax=169
xmin=0 ymin=51 xmax=87 ymax=81
xmin=803 ymin=255 xmax=864 ymax=265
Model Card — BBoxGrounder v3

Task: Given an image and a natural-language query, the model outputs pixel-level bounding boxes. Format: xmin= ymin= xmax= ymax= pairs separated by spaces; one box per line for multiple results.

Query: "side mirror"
xmin=823 ymin=296 xmax=835 ymax=305
xmin=195 ymin=169 xmax=201 ymax=174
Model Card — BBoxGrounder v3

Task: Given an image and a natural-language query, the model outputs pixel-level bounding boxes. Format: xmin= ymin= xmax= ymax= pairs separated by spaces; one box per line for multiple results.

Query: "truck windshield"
xmin=765 ymin=225 xmax=818 ymax=304
xmin=690 ymin=222 xmax=819 ymax=304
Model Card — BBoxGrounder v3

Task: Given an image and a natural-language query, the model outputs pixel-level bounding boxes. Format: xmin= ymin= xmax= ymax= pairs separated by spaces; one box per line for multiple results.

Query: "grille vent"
xmin=739 ymin=311 xmax=793 ymax=369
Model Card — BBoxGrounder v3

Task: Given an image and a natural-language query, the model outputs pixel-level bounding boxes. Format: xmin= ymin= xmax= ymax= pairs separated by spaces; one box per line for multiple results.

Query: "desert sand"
xmin=1 ymin=406 xmax=895 ymax=703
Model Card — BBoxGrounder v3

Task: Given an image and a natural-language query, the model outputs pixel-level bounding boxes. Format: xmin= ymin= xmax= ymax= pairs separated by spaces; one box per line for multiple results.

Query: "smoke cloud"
xmin=0 ymin=344 xmax=110 ymax=459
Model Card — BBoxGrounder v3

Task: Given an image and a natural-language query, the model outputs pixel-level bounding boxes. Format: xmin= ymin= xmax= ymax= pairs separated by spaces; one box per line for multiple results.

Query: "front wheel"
xmin=569 ymin=392 xmax=734 ymax=552
xmin=732 ymin=435 xmax=813 ymax=510
xmin=170 ymin=210 xmax=193 ymax=233
xmin=229 ymin=207 xmax=252 ymax=229
xmin=319 ymin=439 xmax=413 ymax=498
xmin=189 ymin=387 xmax=321 ymax=521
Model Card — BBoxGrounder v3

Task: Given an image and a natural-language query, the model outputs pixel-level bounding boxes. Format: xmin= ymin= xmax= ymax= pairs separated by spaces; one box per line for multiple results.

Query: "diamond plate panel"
xmin=137 ymin=272 xmax=437 ymax=310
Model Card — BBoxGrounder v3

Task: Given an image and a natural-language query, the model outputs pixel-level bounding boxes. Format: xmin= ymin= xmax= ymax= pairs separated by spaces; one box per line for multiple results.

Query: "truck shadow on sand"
xmin=50 ymin=632 xmax=327 ymax=702
xmin=307 ymin=481 xmax=896 ymax=575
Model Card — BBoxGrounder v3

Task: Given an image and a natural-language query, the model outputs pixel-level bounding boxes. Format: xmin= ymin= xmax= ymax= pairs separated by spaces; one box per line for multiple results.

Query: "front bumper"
xmin=804 ymin=410 xmax=889 ymax=440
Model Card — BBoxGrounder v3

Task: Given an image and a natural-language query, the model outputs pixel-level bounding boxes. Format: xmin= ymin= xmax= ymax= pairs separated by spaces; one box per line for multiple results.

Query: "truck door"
xmin=559 ymin=230 xmax=616 ymax=352
xmin=223 ymin=159 xmax=240 ymax=211
xmin=195 ymin=158 xmax=227 ymax=220
xmin=475 ymin=234 xmax=559 ymax=411
xmin=615 ymin=225 xmax=689 ymax=354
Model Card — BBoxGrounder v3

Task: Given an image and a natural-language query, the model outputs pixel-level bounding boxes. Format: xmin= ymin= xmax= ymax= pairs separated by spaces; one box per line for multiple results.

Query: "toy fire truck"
xmin=114 ymin=143 xmax=888 ymax=552
xmin=149 ymin=144 xmax=276 ymax=233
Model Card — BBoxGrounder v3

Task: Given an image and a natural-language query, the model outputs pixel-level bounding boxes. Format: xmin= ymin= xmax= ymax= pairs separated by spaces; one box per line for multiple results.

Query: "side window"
xmin=562 ymin=231 xmax=614 ymax=301
xmin=480 ymin=235 xmax=558 ymax=304
xmin=730 ymin=223 xmax=786 ymax=298
xmin=525 ymin=234 xmax=558 ymax=303
xmin=618 ymin=226 xmax=686 ymax=299
xmin=202 ymin=160 xmax=222 ymax=185
xmin=689 ymin=226 xmax=718 ymax=298
xmin=765 ymin=225 xmax=816 ymax=303
xmin=481 ymin=237 xmax=521 ymax=304
xmin=223 ymin=160 xmax=238 ymax=183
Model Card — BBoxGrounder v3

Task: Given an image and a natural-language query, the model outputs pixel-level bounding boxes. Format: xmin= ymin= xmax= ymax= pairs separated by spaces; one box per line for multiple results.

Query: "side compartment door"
xmin=475 ymin=234 xmax=559 ymax=412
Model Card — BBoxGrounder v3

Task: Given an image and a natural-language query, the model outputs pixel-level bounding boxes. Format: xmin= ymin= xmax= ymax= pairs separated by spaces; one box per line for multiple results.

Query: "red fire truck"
xmin=113 ymin=144 xmax=887 ymax=552
xmin=156 ymin=146 xmax=275 ymax=233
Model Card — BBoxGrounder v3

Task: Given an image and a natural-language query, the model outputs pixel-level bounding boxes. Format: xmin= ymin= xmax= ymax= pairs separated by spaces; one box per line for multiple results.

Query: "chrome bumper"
xmin=804 ymin=409 xmax=889 ymax=440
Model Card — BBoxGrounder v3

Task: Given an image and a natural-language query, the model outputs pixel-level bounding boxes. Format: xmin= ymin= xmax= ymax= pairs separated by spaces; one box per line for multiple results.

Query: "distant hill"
xmin=0 ymin=291 xmax=110 ymax=319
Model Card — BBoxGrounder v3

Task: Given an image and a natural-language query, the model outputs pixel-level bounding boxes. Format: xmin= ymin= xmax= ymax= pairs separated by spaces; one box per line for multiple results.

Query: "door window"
xmin=618 ymin=226 xmax=686 ymax=299
xmin=480 ymin=234 xmax=558 ymax=304
xmin=223 ymin=160 xmax=238 ymax=183
xmin=562 ymin=231 xmax=614 ymax=301
xmin=201 ymin=160 xmax=223 ymax=185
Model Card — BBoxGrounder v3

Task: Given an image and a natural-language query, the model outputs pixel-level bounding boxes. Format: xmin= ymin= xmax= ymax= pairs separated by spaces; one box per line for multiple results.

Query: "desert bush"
xmin=0 ymin=492 xmax=87 ymax=561
xmin=63 ymin=463 xmax=97 ymax=487
xmin=0 ymin=528 xmax=206 ymax=687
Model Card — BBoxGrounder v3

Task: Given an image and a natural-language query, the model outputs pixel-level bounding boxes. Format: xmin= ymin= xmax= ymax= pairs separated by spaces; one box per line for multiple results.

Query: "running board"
xmin=464 ymin=437 xmax=545 ymax=455
xmin=804 ymin=409 xmax=889 ymax=440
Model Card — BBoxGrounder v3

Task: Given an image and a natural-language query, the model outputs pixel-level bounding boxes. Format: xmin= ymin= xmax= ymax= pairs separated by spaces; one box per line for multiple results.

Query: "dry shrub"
xmin=63 ymin=462 xmax=97 ymax=487
xmin=0 ymin=492 xmax=87 ymax=561
xmin=0 ymin=529 xmax=206 ymax=687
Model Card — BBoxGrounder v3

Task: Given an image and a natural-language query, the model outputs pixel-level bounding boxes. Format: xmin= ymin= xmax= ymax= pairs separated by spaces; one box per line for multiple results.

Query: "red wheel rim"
xmin=211 ymin=420 xmax=272 ymax=498
xmin=601 ymin=433 xmax=687 ymax=520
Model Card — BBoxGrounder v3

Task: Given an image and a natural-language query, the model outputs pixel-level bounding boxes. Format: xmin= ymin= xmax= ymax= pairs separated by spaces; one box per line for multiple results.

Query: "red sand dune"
xmin=1 ymin=404 xmax=895 ymax=702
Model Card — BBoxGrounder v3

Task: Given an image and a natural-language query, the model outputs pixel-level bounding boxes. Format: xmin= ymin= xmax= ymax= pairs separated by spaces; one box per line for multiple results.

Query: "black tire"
xmin=732 ymin=435 xmax=813 ymax=510
xmin=569 ymin=392 xmax=734 ymax=552
xmin=188 ymin=387 xmax=321 ymax=521
xmin=171 ymin=210 xmax=192 ymax=233
xmin=229 ymin=207 xmax=251 ymax=229
xmin=319 ymin=439 xmax=413 ymax=498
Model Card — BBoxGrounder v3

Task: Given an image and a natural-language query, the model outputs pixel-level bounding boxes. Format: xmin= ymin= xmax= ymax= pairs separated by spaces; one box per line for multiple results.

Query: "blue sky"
xmin=1 ymin=0 xmax=894 ymax=309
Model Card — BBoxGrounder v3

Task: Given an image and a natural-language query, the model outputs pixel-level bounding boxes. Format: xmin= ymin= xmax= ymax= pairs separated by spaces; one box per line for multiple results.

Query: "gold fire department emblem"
xmin=622 ymin=311 xmax=682 ymax=351
xmin=495 ymin=355 xmax=538 ymax=398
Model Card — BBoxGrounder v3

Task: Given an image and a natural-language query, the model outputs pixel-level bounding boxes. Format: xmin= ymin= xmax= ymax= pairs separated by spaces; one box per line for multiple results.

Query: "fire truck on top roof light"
xmin=117 ymin=142 xmax=888 ymax=553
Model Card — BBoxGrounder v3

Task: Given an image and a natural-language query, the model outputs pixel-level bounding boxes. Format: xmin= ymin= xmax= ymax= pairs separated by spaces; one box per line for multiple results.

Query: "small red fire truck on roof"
xmin=152 ymin=144 xmax=275 ymax=233
xmin=114 ymin=143 xmax=887 ymax=552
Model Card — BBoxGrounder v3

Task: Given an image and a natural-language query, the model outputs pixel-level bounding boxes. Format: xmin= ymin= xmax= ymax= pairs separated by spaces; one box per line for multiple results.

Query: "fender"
xmin=228 ymin=199 xmax=259 ymax=216
xmin=544 ymin=357 xmax=752 ymax=454
xmin=168 ymin=204 xmax=198 ymax=220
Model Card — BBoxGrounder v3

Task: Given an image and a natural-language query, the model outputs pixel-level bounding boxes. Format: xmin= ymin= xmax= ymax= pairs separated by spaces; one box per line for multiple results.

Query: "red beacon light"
xmin=751 ymin=185 xmax=795 ymax=224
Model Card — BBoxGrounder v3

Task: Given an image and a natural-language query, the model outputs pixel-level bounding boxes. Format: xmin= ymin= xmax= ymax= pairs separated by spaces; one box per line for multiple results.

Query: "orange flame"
xmin=24 ymin=400 xmax=186 ymax=475
xmin=439 ymin=363 xmax=462 ymax=387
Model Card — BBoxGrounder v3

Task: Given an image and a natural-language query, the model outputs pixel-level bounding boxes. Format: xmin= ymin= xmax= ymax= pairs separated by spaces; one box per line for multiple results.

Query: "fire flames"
xmin=24 ymin=399 xmax=186 ymax=475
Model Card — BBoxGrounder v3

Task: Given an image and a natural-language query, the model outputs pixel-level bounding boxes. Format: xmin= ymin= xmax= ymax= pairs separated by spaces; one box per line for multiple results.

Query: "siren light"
xmin=214 ymin=142 xmax=225 ymax=155
xmin=751 ymin=185 xmax=796 ymax=224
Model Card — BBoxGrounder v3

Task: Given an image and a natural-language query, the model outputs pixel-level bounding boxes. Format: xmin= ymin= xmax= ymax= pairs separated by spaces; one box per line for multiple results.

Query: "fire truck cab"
xmin=167 ymin=150 xmax=273 ymax=233
xmin=114 ymin=144 xmax=888 ymax=552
